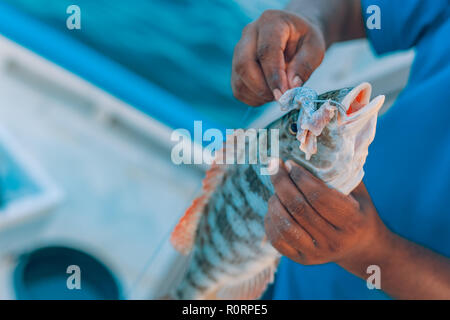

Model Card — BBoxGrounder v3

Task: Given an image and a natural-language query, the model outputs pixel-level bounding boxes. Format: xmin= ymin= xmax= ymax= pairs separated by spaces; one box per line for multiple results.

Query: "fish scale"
xmin=176 ymin=164 xmax=271 ymax=299
xmin=175 ymin=167 xmax=276 ymax=300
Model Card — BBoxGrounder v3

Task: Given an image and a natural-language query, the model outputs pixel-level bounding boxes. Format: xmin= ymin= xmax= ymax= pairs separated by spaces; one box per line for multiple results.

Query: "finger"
xmin=256 ymin=23 xmax=289 ymax=96
xmin=270 ymin=159 xmax=336 ymax=240
xmin=286 ymin=33 xmax=325 ymax=88
xmin=264 ymin=208 xmax=304 ymax=261
xmin=231 ymin=75 xmax=270 ymax=106
xmin=232 ymin=26 xmax=274 ymax=101
xmin=284 ymin=33 xmax=301 ymax=63
xmin=285 ymin=160 xmax=358 ymax=227
xmin=267 ymin=195 xmax=316 ymax=252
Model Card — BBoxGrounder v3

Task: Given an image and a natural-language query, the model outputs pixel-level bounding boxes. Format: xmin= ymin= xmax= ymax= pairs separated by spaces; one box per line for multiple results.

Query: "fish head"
xmin=272 ymin=82 xmax=385 ymax=194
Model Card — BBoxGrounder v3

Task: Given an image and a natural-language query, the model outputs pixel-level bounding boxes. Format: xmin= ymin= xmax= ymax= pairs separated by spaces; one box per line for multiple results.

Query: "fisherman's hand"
xmin=231 ymin=10 xmax=326 ymax=106
xmin=265 ymin=159 xmax=392 ymax=266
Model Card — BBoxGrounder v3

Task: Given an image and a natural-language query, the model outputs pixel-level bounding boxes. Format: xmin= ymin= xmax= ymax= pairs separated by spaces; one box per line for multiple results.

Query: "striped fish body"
xmin=174 ymin=161 xmax=278 ymax=300
xmin=171 ymin=83 xmax=385 ymax=299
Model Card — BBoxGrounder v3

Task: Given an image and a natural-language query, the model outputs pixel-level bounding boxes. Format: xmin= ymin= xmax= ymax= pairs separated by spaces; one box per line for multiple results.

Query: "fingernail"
xmin=268 ymin=157 xmax=279 ymax=175
xmin=292 ymin=76 xmax=303 ymax=87
xmin=273 ymin=89 xmax=282 ymax=101
xmin=285 ymin=160 xmax=292 ymax=172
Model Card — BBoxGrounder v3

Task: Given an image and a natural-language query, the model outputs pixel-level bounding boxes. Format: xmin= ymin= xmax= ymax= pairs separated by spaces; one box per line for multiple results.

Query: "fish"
xmin=170 ymin=82 xmax=385 ymax=300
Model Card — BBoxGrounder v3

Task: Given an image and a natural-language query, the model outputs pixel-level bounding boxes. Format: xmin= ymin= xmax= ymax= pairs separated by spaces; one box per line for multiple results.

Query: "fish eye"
xmin=288 ymin=122 xmax=298 ymax=135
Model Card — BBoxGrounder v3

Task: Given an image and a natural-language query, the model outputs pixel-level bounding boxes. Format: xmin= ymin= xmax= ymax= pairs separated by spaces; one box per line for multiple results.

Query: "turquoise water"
xmin=3 ymin=0 xmax=284 ymax=127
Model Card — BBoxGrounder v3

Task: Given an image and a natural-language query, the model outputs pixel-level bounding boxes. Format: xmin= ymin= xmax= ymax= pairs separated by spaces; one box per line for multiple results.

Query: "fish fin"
xmin=170 ymin=161 xmax=227 ymax=255
xmin=216 ymin=260 xmax=279 ymax=300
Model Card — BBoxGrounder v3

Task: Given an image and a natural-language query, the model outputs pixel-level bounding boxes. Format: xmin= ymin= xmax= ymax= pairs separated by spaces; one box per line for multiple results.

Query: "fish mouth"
xmin=341 ymin=82 xmax=385 ymax=122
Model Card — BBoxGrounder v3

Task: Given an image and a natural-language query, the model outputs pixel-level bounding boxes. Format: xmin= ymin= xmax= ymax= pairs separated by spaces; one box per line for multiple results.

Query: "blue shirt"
xmin=269 ymin=0 xmax=450 ymax=299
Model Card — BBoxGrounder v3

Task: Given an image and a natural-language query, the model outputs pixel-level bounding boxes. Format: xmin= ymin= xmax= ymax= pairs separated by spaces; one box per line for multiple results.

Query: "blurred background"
xmin=0 ymin=0 xmax=413 ymax=299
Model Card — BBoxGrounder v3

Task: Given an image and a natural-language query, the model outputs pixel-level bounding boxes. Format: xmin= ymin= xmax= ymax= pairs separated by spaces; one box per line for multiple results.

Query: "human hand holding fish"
xmin=266 ymin=159 xmax=450 ymax=299
xmin=265 ymin=158 xmax=389 ymax=268
xmin=170 ymin=83 xmax=387 ymax=299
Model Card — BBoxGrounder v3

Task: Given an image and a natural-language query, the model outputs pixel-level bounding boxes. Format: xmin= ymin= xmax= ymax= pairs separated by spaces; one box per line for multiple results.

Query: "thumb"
xmin=286 ymin=36 xmax=325 ymax=88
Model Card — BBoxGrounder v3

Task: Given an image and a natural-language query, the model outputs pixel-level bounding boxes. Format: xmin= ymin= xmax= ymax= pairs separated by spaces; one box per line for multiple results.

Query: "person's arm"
xmin=265 ymin=159 xmax=450 ymax=299
xmin=231 ymin=0 xmax=364 ymax=106
xmin=286 ymin=0 xmax=365 ymax=48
